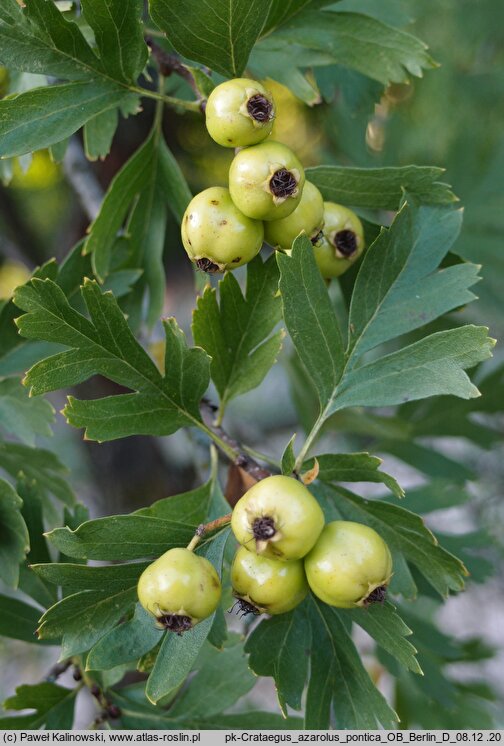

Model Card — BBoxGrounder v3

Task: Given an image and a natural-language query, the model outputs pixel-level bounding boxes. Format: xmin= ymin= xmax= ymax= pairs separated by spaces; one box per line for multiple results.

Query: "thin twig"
xmin=44 ymin=659 xmax=72 ymax=683
xmin=146 ymin=39 xmax=198 ymax=94
xmin=200 ymin=399 xmax=272 ymax=482
xmin=186 ymin=513 xmax=232 ymax=551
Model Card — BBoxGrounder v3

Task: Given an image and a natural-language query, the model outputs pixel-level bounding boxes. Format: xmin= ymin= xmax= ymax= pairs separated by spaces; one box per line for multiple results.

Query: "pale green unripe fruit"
xmin=313 ymin=202 xmax=365 ymax=278
xmin=304 ymin=521 xmax=393 ymax=608
xmin=181 ymin=187 xmax=264 ymax=273
xmin=205 ymin=78 xmax=275 ymax=148
xmin=231 ymin=475 xmax=324 ymax=561
xmin=229 ymin=141 xmax=305 ymax=221
xmin=137 ymin=548 xmax=221 ymax=632
xmin=231 ymin=546 xmax=308 ymax=615
xmin=264 ymin=181 xmax=324 ymax=251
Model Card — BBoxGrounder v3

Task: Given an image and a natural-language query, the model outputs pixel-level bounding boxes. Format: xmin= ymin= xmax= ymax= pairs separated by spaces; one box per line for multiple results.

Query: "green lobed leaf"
xmin=0 ymin=376 xmax=54 ymax=445
xmin=0 ymin=478 xmax=29 ymax=588
xmin=0 ymin=683 xmax=76 ymax=730
xmin=193 ymin=255 xmax=283 ymax=418
xmin=145 ymin=529 xmax=230 ymax=704
xmin=312 ymin=452 xmax=404 ymax=498
xmin=252 ymin=9 xmax=437 ymax=103
xmin=347 ymin=201 xmax=475 ymax=359
xmin=32 ymin=561 xmax=150 ymax=591
xmin=110 ymin=687 xmax=302 ymax=729
xmin=83 ymin=129 xmax=157 ymax=280
xmin=17 ymin=475 xmax=57 ymax=607
xmin=136 ymin=480 xmax=214 ymax=525
xmin=326 ymin=485 xmax=468 ymax=597
xmin=306 ymin=164 xmax=456 ymax=209
xmin=14 ymin=279 xmax=211 ymax=442
xmin=280 ymin=234 xmax=491 ymax=426
xmin=382 ymin=441 xmax=475 ymax=484
xmin=245 ymin=603 xmax=310 ymax=714
xmin=87 ymin=604 xmax=163 ymax=671
xmin=281 ymin=434 xmax=297 ymax=476
xmin=0 ymin=80 xmax=137 ymax=158
xmin=262 ymin=0 xmax=337 ymax=35
xmin=0 ymin=442 xmax=75 ymax=507
xmin=37 ymin=587 xmax=137 ymax=657
xmin=0 ymin=0 xmax=102 ymax=80
xmin=349 ymin=601 xmax=422 ymax=674
xmin=335 ymin=325 xmax=495 ymax=411
xmin=169 ymin=641 xmax=256 ymax=719
xmin=46 ymin=515 xmax=195 ymax=561
xmin=83 ymin=108 xmax=118 ymax=161
xmin=306 ymin=598 xmax=398 ymax=728
xmin=149 ymin=0 xmax=268 ymax=78
xmin=80 ymin=0 xmax=148 ymax=84
xmin=277 ymin=235 xmax=345 ymax=407
xmin=0 ymin=594 xmax=44 ymax=644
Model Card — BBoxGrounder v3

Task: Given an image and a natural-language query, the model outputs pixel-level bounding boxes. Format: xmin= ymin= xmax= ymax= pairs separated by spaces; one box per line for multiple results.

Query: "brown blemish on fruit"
xmin=220 ymin=219 xmax=228 ymax=225
xmin=210 ymin=200 xmax=219 ymax=205
xmin=232 ymin=256 xmax=241 ymax=263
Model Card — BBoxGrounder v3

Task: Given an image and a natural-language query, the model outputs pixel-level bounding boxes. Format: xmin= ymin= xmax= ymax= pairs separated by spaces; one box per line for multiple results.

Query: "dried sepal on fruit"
xmin=304 ymin=521 xmax=393 ymax=609
xmin=205 ymin=78 xmax=275 ymax=148
xmin=137 ymin=548 xmax=221 ymax=633
xmin=181 ymin=187 xmax=264 ymax=273
xmin=313 ymin=202 xmax=365 ymax=278
xmin=231 ymin=545 xmax=308 ymax=615
xmin=264 ymin=181 xmax=324 ymax=251
xmin=229 ymin=141 xmax=305 ymax=221
xmin=231 ymin=475 xmax=324 ymax=560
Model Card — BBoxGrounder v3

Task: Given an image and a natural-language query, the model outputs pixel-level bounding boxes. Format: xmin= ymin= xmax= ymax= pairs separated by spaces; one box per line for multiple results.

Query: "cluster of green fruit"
xmin=181 ymin=78 xmax=365 ymax=278
xmin=137 ymin=476 xmax=392 ymax=633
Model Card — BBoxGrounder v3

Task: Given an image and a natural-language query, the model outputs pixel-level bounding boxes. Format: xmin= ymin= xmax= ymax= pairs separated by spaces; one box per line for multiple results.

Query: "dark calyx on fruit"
xmin=252 ymin=515 xmax=276 ymax=540
xmin=247 ymin=94 xmax=273 ymax=123
xmin=334 ymin=229 xmax=358 ymax=257
xmin=196 ymin=258 xmax=221 ymax=273
xmin=364 ymin=585 xmax=387 ymax=606
xmin=311 ymin=229 xmax=324 ymax=245
xmin=231 ymin=597 xmax=261 ymax=617
xmin=269 ymin=168 xmax=298 ymax=198
xmin=157 ymin=614 xmax=193 ymax=634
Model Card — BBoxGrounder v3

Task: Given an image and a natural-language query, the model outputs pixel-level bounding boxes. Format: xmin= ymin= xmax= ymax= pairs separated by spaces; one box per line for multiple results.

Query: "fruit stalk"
xmin=186 ymin=512 xmax=233 ymax=551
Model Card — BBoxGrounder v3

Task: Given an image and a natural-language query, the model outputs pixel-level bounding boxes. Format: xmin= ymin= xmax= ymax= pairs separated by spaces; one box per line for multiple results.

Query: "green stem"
xmin=294 ymin=408 xmax=328 ymax=473
xmin=242 ymin=444 xmax=281 ymax=470
xmin=130 ymin=85 xmax=201 ymax=113
xmin=144 ymin=27 xmax=166 ymax=39
xmin=186 ymin=512 xmax=233 ymax=552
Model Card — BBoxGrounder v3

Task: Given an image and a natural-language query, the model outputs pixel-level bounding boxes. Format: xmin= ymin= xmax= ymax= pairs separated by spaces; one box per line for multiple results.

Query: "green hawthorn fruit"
xmin=231 ymin=475 xmax=324 ymax=560
xmin=231 ymin=545 xmax=308 ymax=615
xmin=229 ymin=141 xmax=305 ymax=221
xmin=313 ymin=202 xmax=365 ymax=278
xmin=264 ymin=181 xmax=324 ymax=251
xmin=304 ymin=521 xmax=393 ymax=608
xmin=181 ymin=187 xmax=264 ymax=273
xmin=205 ymin=78 xmax=275 ymax=148
xmin=137 ymin=548 xmax=221 ymax=633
